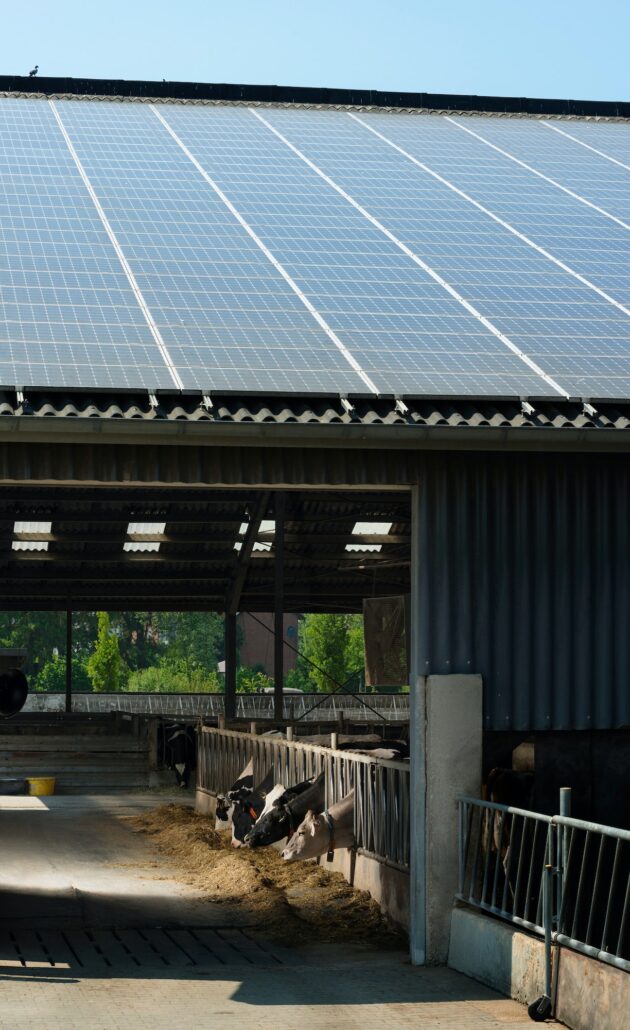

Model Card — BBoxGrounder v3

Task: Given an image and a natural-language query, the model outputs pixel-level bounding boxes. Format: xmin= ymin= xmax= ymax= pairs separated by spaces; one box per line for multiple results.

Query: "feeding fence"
xmin=198 ymin=726 xmax=410 ymax=869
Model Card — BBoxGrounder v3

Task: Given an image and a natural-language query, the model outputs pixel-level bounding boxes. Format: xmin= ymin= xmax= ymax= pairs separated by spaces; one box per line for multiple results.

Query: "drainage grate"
xmin=0 ymin=927 xmax=296 ymax=972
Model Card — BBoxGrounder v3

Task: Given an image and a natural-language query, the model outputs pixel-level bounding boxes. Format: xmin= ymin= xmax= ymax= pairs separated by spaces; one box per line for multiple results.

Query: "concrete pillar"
xmin=425 ymin=672 xmax=483 ymax=964
xmin=408 ymin=481 xmax=483 ymax=966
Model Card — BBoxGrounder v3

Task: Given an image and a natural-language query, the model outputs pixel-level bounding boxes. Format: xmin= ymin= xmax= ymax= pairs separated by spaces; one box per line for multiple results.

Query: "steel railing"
xmin=199 ymin=726 xmax=410 ymax=868
xmin=457 ymin=795 xmax=630 ymax=979
xmin=24 ymin=691 xmax=409 ymax=722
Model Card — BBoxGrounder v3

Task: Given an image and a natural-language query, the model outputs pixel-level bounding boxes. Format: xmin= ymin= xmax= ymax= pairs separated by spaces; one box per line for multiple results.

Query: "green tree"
xmin=70 ymin=612 xmax=99 ymax=666
xmin=160 ymin=612 xmax=224 ymax=675
xmin=35 ymin=654 xmax=91 ymax=693
xmin=0 ymin=611 xmax=66 ymax=680
xmin=345 ymin=614 xmax=365 ymax=687
xmin=108 ymin=611 xmax=165 ymax=671
xmin=86 ymin=612 xmax=129 ymax=692
xmin=300 ymin=613 xmax=365 ymax=692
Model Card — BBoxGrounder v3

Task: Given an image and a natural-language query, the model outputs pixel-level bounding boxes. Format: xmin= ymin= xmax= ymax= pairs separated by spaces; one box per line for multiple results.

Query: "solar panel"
xmin=53 ymin=100 xmax=372 ymax=396
xmin=158 ymin=103 xmax=557 ymax=398
xmin=542 ymin=120 xmax=630 ymax=173
xmin=0 ymin=99 xmax=179 ymax=389
xmin=248 ymin=106 xmax=629 ymax=399
xmin=0 ymin=95 xmax=628 ymax=400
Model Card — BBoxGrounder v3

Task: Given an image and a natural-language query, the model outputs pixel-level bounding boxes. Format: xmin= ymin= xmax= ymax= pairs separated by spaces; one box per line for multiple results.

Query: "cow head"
xmin=281 ymin=810 xmax=320 ymax=862
xmin=232 ymin=797 xmax=264 ymax=848
xmin=245 ymin=801 xmax=290 ymax=848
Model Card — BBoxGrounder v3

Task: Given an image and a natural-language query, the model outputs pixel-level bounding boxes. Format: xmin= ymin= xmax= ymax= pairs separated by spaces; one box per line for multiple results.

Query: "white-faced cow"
xmin=282 ymin=791 xmax=355 ymax=863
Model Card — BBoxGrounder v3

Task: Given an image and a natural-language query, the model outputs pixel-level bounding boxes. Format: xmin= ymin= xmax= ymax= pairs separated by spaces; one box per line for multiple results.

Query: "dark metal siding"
xmin=417 ymin=453 xmax=630 ymax=731
xmin=2 ymin=76 xmax=629 ymax=119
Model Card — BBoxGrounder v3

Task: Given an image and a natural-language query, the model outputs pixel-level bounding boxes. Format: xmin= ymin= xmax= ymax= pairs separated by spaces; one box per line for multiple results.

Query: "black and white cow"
xmin=245 ymin=771 xmax=326 ymax=848
xmin=229 ymin=767 xmax=275 ymax=847
xmin=164 ymin=723 xmax=196 ymax=789
xmin=215 ymin=759 xmax=254 ymax=830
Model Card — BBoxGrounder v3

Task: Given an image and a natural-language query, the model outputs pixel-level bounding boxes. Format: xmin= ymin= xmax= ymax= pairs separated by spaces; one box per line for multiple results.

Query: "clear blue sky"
xmin=2 ymin=1 xmax=628 ymax=102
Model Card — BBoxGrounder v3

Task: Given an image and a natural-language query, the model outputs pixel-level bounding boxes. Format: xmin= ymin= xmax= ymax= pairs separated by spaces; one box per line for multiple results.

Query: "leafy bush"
xmin=236 ymin=666 xmax=274 ymax=693
xmin=284 ymin=666 xmax=311 ymax=692
xmin=34 ymin=654 xmax=92 ymax=693
xmin=127 ymin=657 xmax=221 ymax=693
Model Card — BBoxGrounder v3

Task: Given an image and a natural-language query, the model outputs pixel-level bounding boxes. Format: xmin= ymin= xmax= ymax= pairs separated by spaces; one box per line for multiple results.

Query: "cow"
xmin=242 ymin=775 xmax=318 ymax=848
xmin=282 ymin=791 xmax=355 ymax=863
xmin=255 ymin=782 xmax=288 ymax=822
xmin=482 ymin=768 xmax=536 ymax=904
xmin=215 ymin=759 xmax=254 ymax=830
xmin=245 ymin=771 xmax=326 ymax=848
xmin=164 ymin=723 xmax=195 ymax=789
xmin=229 ymin=766 xmax=276 ymax=848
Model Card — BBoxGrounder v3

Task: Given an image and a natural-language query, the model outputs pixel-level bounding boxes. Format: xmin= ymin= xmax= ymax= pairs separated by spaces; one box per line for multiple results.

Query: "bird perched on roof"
xmin=28 ymin=65 xmax=39 ymax=77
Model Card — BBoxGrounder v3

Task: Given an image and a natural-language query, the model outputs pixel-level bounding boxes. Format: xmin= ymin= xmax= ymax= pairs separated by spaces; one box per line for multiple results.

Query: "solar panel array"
xmin=0 ymin=95 xmax=628 ymax=399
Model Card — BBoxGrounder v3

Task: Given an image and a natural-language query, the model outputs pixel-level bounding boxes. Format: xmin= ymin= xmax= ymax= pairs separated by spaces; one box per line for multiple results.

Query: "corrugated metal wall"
xmin=417 ymin=452 xmax=630 ymax=731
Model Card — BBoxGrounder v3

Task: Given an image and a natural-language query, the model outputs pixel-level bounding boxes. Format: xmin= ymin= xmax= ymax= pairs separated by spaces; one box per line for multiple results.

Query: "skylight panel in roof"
xmin=124 ymin=521 xmax=165 ymax=553
xmin=12 ymin=520 xmax=52 ymax=552
xmin=346 ymin=521 xmax=393 ymax=552
xmin=235 ymin=519 xmax=274 ymax=551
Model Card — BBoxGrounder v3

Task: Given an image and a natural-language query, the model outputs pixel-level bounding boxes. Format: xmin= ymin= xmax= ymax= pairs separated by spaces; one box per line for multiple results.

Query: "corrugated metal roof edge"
xmin=3 ymin=391 xmax=630 ymax=432
xmin=0 ymin=76 xmax=628 ymax=120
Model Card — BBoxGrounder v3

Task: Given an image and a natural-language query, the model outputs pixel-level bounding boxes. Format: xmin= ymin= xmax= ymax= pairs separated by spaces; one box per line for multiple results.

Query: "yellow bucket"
xmin=26 ymin=776 xmax=56 ymax=796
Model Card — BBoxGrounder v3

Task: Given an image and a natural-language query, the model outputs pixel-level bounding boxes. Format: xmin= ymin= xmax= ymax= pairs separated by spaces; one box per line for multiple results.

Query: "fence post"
xmin=457 ymin=800 xmax=465 ymax=896
xmin=559 ymin=786 xmax=571 ymax=915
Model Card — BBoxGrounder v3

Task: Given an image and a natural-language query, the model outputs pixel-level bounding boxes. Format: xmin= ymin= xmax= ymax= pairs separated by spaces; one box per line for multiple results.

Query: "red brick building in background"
xmin=237 ymin=612 xmax=299 ymax=675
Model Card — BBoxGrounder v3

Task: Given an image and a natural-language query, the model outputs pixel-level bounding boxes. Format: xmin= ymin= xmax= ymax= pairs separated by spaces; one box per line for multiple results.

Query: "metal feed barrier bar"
xmin=198 ymin=726 xmax=410 ymax=869
xmin=457 ymin=795 xmax=630 ymax=980
xmin=25 ymin=692 xmax=410 ymax=722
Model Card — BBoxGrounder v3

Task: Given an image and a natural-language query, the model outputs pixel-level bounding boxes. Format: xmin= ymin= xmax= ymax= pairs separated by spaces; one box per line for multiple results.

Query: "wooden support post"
xmin=274 ymin=492 xmax=285 ymax=723
xmin=65 ymin=610 xmax=72 ymax=714
xmin=224 ymin=613 xmax=237 ymax=722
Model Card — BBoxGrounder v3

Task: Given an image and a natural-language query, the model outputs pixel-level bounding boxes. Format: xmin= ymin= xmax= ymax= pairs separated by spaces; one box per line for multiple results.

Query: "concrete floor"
xmin=0 ymin=794 xmax=531 ymax=1029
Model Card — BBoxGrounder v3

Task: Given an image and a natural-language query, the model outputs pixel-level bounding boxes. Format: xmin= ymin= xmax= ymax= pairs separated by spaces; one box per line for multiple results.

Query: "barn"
xmin=0 ymin=74 xmax=629 ymax=974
